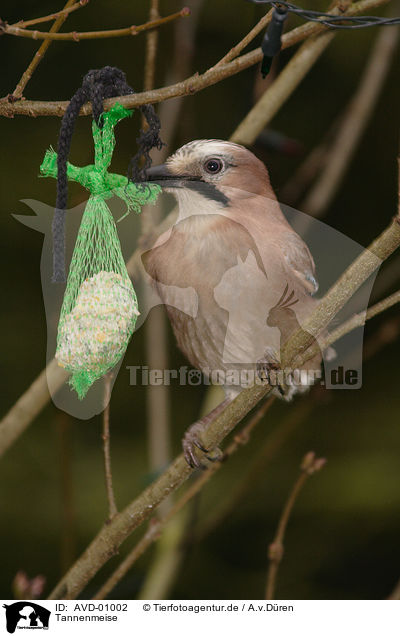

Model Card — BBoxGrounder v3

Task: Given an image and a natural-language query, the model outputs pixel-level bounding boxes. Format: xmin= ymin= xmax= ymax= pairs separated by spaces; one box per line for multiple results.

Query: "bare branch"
xmin=143 ymin=0 xmax=160 ymax=93
xmin=10 ymin=0 xmax=81 ymax=101
xmin=301 ymin=22 xmax=399 ymax=221
xmin=230 ymin=29 xmax=336 ymax=145
xmin=325 ymin=288 xmax=400 ymax=348
xmin=48 ymin=212 xmax=400 ymax=599
xmin=265 ymin=452 xmax=326 ymax=600
xmin=211 ymin=9 xmax=273 ymax=68
xmin=1 ymin=8 xmax=190 ymax=42
xmin=11 ymin=1 xmax=89 ymax=29
xmin=0 ymin=359 xmax=67 ymax=458
xmin=93 ymin=397 xmax=276 ymax=599
xmin=102 ymin=374 xmax=118 ymax=521
xmin=0 ymin=0 xmax=390 ymax=117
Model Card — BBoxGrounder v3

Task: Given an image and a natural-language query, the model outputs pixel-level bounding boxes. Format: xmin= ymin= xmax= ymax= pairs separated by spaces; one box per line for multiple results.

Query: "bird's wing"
xmin=281 ymin=232 xmax=319 ymax=295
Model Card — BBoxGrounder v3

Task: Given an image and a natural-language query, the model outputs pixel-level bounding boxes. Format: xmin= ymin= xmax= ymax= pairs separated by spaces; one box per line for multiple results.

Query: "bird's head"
xmin=145 ymin=139 xmax=275 ymax=208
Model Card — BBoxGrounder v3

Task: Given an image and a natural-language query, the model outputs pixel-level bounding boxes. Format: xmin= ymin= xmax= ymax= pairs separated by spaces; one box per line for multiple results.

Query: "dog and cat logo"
xmin=2 ymin=603 xmax=50 ymax=633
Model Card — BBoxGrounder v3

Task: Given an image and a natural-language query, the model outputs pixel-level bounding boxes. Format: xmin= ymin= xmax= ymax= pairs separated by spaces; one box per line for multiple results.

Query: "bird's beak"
xmin=145 ymin=163 xmax=184 ymax=188
xmin=145 ymin=163 xmax=230 ymax=206
xmin=145 ymin=163 xmax=173 ymax=180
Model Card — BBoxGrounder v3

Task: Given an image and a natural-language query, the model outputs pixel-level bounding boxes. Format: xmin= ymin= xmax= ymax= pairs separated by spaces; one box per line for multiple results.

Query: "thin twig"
xmin=93 ymin=397 xmax=276 ymax=599
xmin=143 ymin=0 xmax=160 ymax=93
xmin=1 ymin=8 xmax=190 ymax=41
xmin=326 ymin=288 xmax=400 ymax=347
xmin=142 ymin=0 xmax=171 ymax=515
xmin=211 ymin=9 xmax=273 ymax=68
xmin=57 ymin=412 xmax=77 ymax=573
xmin=102 ymin=374 xmax=117 ymax=521
xmin=9 ymin=0 xmax=83 ymax=102
xmin=199 ymin=396 xmax=316 ymax=539
xmin=0 ymin=0 xmax=390 ymax=117
xmin=12 ymin=1 xmax=88 ymax=29
xmin=265 ymin=451 xmax=326 ymax=600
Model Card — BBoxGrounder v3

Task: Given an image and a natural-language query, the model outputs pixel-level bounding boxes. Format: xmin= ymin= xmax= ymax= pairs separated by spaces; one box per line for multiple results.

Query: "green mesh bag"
xmin=40 ymin=102 xmax=160 ymax=398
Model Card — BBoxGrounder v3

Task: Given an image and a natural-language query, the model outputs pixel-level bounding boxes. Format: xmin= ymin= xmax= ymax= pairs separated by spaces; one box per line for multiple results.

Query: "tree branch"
xmin=265 ymin=451 xmax=326 ymax=600
xmin=9 ymin=0 xmax=81 ymax=102
xmin=1 ymin=8 xmax=189 ymax=42
xmin=93 ymin=397 xmax=277 ymax=599
xmin=300 ymin=20 xmax=399 ymax=225
xmin=102 ymin=374 xmax=117 ymax=521
xmin=93 ymin=280 xmax=400 ymax=599
xmin=11 ymin=1 xmax=89 ymax=29
xmin=0 ymin=359 xmax=68 ymax=458
xmin=0 ymin=0 xmax=390 ymax=117
xmin=48 ymin=210 xmax=400 ymax=599
xmin=210 ymin=8 xmax=273 ymax=68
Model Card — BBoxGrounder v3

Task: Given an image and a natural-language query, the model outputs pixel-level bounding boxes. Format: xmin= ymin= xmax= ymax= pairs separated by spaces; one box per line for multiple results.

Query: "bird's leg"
xmin=257 ymin=346 xmax=287 ymax=398
xmin=183 ymin=397 xmax=231 ymax=469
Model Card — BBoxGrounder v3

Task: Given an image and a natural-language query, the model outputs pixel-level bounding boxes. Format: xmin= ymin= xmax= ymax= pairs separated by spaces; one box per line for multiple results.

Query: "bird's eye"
xmin=204 ymin=158 xmax=223 ymax=174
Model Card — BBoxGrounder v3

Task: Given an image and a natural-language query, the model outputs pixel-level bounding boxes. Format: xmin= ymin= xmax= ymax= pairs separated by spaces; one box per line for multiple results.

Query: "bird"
xmin=143 ymin=139 xmax=323 ymax=468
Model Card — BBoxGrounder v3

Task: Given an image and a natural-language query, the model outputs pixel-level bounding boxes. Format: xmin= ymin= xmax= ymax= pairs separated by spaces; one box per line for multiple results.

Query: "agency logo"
xmin=2 ymin=603 xmax=50 ymax=634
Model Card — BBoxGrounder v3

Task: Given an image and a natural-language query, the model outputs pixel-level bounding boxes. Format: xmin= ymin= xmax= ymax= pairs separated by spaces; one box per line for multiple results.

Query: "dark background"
xmin=0 ymin=0 xmax=399 ymax=600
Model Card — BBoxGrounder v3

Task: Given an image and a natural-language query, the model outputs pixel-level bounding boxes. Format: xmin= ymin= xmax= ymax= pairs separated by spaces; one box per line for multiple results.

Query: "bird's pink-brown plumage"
xmin=143 ymin=140 xmax=321 ymax=399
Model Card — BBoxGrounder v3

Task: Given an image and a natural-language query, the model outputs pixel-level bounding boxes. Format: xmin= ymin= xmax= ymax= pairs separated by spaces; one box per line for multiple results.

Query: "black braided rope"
xmin=53 ymin=66 xmax=164 ymax=283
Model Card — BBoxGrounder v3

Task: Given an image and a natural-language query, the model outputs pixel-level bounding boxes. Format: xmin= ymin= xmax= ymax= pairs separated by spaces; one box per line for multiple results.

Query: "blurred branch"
xmin=136 ymin=2 xmax=206 ymax=599
xmin=230 ymin=29 xmax=337 ymax=144
xmin=265 ymin=451 xmax=326 ymax=600
xmin=93 ymin=397 xmax=276 ymax=599
xmin=1 ymin=8 xmax=190 ymax=42
xmin=10 ymin=0 xmax=80 ymax=102
xmin=0 ymin=359 xmax=67 ymax=458
xmin=142 ymin=0 xmax=172 ymax=520
xmin=199 ymin=395 xmax=316 ymax=539
xmin=300 ymin=22 xmax=399 ymax=227
xmin=57 ymin=412 xmax=77 ymax=574
xmin=143 ymin=0 xmax=160 ymax=93
xmin=102 ymin=374 xmax=117 ymax=521
xmin=157 ymin=0 xmax=204 ymax=150
xmin=136 ymin=510 xmax=188 ymax=599
xmin=48 ymin=210 xmax=400 ymax=599
xmin=281 ymin=19 xmax=398 ymax=208
xmin=0 ymin=0 xmax=390 ymax=116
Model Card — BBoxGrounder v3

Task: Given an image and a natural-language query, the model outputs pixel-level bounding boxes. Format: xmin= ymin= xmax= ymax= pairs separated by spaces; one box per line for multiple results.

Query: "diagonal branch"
xmin=48 ymin=209 xmax=400 ymax=599
xmin=265 ymin=452 xmax=326 ymax=600
xmin=96 ymin=281 xmax=400 ymax=600
xmin=93 ymin=396 xmax=277 ymax=599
